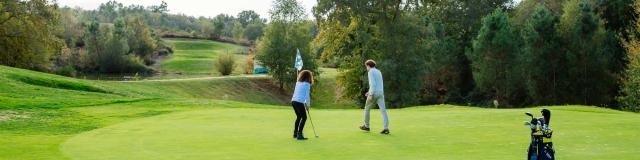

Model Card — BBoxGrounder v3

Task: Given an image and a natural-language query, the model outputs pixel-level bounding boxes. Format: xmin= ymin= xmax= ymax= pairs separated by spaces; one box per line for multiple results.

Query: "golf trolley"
xmin=523 ymin=109 xmax=555 ymax=160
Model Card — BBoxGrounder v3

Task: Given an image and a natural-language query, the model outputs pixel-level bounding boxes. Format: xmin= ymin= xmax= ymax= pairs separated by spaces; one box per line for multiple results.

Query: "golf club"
xmin=525 ymin=112 xmax=533 ymax=119
xmin=305 ymin=105 xmax=319 ymax=138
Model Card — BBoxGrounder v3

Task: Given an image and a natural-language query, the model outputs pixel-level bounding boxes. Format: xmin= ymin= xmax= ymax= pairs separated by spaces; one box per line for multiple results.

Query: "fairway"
xmin=60 ymin=106 xmax=640 ymax=160
xmin=159 ymin=39 xmax=249 ymax=77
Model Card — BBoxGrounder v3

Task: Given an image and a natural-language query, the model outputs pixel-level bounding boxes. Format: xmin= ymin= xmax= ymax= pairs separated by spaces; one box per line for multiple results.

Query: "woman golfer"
xmin=291 ymin=70 xmax=313 ymax=140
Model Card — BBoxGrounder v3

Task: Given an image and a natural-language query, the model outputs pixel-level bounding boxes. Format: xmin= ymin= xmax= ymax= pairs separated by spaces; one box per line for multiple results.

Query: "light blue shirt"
xmin=368 ymin=68 xmax=384 ymax=95
xmin=291 ymin=82 xmax=311 ymax=106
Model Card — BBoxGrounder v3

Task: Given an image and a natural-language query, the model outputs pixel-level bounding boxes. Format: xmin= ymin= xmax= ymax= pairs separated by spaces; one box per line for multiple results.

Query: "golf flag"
xmin=295 ymin=48 xmax=303 ymax=71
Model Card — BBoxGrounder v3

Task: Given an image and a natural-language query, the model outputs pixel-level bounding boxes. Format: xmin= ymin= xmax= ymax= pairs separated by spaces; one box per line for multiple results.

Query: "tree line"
xmin=257 ymin=0 xmax=639 ymax=110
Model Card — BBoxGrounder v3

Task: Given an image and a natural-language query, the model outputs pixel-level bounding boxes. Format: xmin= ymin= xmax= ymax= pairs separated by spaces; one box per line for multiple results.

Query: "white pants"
xmin=364 ymin=93 xmax=389 ymax=129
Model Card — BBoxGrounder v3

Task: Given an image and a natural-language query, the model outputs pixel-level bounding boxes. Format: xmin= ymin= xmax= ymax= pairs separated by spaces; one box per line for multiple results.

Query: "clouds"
xmin=56 ymin=0 xmax=317 ymax=19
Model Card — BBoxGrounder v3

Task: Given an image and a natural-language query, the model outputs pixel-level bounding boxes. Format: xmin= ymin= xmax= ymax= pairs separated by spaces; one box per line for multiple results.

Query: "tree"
xmin=377 ymin=14 xmax=430 ymax=107
xmin=59 ymin=7 xmax=84 ymax=47
xmin=618 ymin=1 xmax=640 ymax=112
xmin=237 ymin=10 xmax=261 ymax=27
xmin=244 ymin=22 xmax=265 ymax=41
xmin=421 ymin=21 xmax=465 ymax=104
xmin=314 ymin=1 xmax=433 ymax=107
xmin=512 ymin=0 xmax=565 ymax=26
xmin=231 ymin=21 xmax=244 ymax=41
xmin=100 ymin=19 xmax=130 ymax=73
xmin=559 ymin=0 xmax=615 ymax=105
xmin=314 ymin=16 xmax=380 ymax=105
xmin=83 ymin=20 xmax=102 ymax=70
xmin=594 ymin=0 xmax=637 ymax=40
xmin=97 ymin=0 xmax=123 ymax=23
xmin=256 ymin=0 xmax=317 ymax=89
xmin=468 ymin=9 xmax=524 ymax=107
xmin=521 ymin=5 xmax=564 ymax=105
xmin=212 ymin=15 xmax=226 ymax=38
xmin=269 ymin=0 xmax=305 ymax=22
xmin=199 ymin=19 xmax=215 ymax=38
xmin=418 ymin=0 xmax=514 ymax=46
xmin=416 ymin=0 xmax=515 ymax=103
xmin=149 ymin=0 xmax=169 ymax=13
xmin=594 ymin=0 xmax=637 ymax=101
xmin=213 ymin=14 xmax=235 ymax=37
xmin=0 ymin=0 xmax=63 ymax=71
xmin=126 ymin=16 xmax=156 ymax=62
xmin=82 ymin=18 xmax=148 ymax=73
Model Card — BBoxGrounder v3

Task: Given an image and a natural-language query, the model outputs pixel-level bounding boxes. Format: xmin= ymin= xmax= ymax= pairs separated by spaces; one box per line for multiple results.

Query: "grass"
xmin=55 ymin=106 xmax=640 ymax=160
xmin=1 ymin=39 xmax=639 ymax=159
xmin=0 ymin=65 xmax=290 ymax=109
xmin=159 ymin=39 xmax=249 ymax=76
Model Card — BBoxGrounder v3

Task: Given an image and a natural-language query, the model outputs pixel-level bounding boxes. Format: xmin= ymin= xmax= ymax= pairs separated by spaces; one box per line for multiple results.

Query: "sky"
xmin=56 ymin=0 xmax=318 ymax=19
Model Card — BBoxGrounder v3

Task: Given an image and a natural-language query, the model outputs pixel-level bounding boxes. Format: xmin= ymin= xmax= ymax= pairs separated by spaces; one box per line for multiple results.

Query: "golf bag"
xmin=524 ymin=109 xmax=555 ymax=160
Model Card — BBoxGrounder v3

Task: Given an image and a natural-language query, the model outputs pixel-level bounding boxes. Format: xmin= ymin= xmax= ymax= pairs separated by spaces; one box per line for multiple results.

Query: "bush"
xmin=123 ymin=55 xmax=153 ymax=73
xmin=618 ymin=67 xmax=640 ymax=112
xmin=216 ymin=53 xmax=236 ymax=76
xmin=54 ymin=66 xmax=77 ymax=77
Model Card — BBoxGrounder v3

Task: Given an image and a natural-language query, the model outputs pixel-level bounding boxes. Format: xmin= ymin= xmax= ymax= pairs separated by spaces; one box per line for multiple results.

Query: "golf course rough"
xmin=61 ymin=106 xmax=640 ymax=160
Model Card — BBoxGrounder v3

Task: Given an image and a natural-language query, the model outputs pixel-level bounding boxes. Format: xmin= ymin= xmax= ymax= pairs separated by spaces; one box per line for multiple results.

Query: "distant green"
xmin=160 ymin=39 xmax=249 ymax=76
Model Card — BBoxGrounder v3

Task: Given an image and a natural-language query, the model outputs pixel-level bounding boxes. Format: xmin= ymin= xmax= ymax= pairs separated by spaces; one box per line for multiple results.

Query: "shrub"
xmin=54 ymin=66 xmax=77 ymax=77
xmin=618 ymin=66 xmax=640 ymax=112
xmin=123 ymin=55 xmax=152 ymax=73
xmin=216 ymin=53 xmax=236 ymax=76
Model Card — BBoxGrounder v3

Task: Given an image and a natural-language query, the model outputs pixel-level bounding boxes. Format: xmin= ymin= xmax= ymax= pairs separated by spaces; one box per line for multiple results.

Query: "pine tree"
xmin=521 ymin=5 xmax=564 ymax=105
xmin=468 ymin=9 xmax=525 ymax=107
xmin=421 ymin=21 xmax=464 ymax=104
xmin=559 ymin=0 xmax=615 ymax=105
xmin=618 ymin=1 xmax=640 ymax=112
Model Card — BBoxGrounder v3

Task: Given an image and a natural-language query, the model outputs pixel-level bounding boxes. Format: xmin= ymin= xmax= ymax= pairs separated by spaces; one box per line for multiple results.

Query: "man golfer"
xmin=359 ymin=60 xmax=390 ymax=134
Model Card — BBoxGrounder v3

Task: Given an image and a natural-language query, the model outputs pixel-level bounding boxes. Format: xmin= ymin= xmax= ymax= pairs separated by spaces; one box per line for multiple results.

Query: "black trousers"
xmin=291 ymin=101 xmax=307 ymax=133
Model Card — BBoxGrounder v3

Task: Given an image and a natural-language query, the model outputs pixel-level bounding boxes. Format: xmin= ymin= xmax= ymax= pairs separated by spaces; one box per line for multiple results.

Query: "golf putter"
xmin=305 ymin=105 xmax=319 ymax=138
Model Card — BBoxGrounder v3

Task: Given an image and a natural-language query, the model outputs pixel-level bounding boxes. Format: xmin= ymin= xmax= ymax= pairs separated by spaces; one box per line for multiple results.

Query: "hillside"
xmin=0 ymin=65 xmax=290 ymax=109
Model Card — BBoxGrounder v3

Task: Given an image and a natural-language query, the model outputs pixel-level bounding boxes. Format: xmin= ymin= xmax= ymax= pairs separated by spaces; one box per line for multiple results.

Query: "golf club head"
xmin=525 ymin=112 xmax=533 ymax=118
xmin=541 ymin=109 xmax=551 ymax=125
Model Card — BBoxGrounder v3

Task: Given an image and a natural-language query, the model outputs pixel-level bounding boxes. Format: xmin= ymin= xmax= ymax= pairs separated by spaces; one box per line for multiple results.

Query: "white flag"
xmin=295 ymin=48 xmax=303 ymax=71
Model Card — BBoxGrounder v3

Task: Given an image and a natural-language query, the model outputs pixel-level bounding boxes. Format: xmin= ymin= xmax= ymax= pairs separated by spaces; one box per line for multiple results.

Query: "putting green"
xmin=61 ymin=106 xmax=640 ymax=160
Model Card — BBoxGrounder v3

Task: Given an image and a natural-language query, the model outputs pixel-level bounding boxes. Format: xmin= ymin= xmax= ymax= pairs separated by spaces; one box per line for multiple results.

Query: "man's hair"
xmin=297 ymin=70 xmax=314 ymax=84
xmin=365 ymin=60 xmax=376 ymax=68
